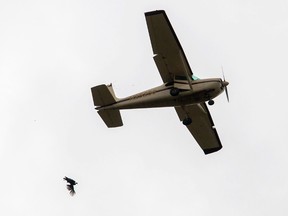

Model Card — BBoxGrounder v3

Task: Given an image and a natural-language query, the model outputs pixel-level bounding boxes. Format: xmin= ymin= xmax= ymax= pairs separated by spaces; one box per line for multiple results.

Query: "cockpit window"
xmin=175 ymin=75 xmax=200 ymax=81
xmin=192 ymin=75 xmax=200 ymax=80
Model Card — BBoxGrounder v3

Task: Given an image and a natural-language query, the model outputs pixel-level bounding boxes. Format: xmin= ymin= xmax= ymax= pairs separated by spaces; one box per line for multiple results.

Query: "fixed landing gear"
xmin=208 ymin=100 xmax=214 ymax=106
xmin=170 ymin=88 xmax=180 ymax=96
xmin=183 ymin=117 xmax=192 ymax=126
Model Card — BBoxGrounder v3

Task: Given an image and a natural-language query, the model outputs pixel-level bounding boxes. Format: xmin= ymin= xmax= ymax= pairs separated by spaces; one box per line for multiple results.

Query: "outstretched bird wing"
xmin=63 ymin=176 xmax=77 ymax=185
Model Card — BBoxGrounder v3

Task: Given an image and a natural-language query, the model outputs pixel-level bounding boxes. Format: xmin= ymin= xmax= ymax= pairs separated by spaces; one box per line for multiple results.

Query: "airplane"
xmin=91 ymin=10 xmax=229 ymax=154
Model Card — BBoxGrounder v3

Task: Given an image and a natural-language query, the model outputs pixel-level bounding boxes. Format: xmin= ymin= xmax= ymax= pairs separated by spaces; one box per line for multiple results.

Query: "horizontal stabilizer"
xmin=98 ymin=109 xmax=123 ymax=128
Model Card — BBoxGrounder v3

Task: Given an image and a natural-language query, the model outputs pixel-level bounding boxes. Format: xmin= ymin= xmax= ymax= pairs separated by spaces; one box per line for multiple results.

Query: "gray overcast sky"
xmin=1 ymin=0 xmax=288 ymax=215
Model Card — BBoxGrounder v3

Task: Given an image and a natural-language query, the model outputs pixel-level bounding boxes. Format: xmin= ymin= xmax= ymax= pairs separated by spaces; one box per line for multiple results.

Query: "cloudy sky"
xmin=1 ymin=0 xmax=288 ymax=215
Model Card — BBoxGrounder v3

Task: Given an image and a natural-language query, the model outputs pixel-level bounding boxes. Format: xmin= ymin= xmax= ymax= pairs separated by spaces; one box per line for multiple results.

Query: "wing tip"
xmin=145 ymin=10 xmax=166 ymax=17
xmin=203 ymin=146 xmax=223 ymax=155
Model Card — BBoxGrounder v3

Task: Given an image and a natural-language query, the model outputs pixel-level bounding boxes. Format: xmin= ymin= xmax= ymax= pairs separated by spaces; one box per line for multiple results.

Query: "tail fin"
xmin=91 ymin=84 xmax=123 ymax=128
xmin=91 ymin=84 xmax=118 ymax=107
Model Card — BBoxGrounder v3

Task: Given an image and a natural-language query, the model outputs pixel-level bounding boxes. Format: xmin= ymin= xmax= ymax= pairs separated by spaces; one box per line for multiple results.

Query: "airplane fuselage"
xmin=96 ymin=78 xmax=227 ymax=111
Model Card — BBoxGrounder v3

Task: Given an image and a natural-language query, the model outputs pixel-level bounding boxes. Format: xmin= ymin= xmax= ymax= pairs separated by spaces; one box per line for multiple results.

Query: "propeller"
xmin=221 ymin=66 xmax=229 ymax=102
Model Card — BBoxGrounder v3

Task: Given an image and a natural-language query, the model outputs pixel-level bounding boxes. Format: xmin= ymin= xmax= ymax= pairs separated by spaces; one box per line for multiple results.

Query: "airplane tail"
xmin=91 ymin=84 xmax=123 ymax=128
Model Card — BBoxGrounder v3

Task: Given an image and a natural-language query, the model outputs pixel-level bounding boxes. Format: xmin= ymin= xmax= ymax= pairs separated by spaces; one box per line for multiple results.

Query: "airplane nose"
xmin=223 ymin=81 xmax=229 ymax=87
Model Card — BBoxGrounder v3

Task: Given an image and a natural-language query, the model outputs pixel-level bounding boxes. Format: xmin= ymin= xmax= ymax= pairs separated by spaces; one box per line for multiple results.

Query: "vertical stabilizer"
xmin=91 ymin=84 xmax=118 ymax=107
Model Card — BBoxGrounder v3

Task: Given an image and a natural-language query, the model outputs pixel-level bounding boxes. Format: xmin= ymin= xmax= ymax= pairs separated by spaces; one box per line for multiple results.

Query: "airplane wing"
xmin=145 ymin=10 xmax=193 ymax=83
xmin=175 ymin=103 xmax=222 ymax=154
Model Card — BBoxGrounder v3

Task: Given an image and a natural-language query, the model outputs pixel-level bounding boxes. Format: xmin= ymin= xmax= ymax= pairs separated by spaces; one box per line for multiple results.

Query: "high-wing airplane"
xmin=91 ymin=10 xmax=229 ymax=154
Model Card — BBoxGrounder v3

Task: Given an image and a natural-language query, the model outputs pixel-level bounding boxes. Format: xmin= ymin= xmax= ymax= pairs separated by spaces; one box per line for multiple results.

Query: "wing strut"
xmin=179 ymin=51 xmax=193 ymax=90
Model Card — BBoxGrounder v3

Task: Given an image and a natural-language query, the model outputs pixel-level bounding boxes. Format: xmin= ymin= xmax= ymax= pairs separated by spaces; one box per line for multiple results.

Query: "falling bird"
xmin=63 ymin=176 xmax=78 ymax=196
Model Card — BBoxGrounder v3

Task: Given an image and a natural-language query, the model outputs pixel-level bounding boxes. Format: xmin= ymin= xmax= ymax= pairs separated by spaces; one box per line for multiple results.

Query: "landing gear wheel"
xmin=208 ymin=100 xmax=214 ymax=106
xmin=170 ymin=88 xmax=180 ymax=96
xmin=183 ymin=117 xmax=192 ymax=126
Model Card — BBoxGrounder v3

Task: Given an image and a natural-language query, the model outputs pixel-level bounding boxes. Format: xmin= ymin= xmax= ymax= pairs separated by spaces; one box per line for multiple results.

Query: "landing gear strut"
xmin=183 ymin=117 xmax=192 ymax=126
xmin=208 ymin=100 xmax=214 ymax=106
xmin=170 ymin=88 xmax=180 ymax=96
